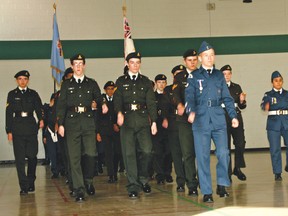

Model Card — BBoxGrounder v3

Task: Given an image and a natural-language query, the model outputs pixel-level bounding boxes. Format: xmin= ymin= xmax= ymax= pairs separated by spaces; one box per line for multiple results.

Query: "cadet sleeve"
xmin=260 ymin=92 xmax=270 ymax=110
xmin=113 ymin=78 xmax=123 ymax=113
xmin=222 ymin=76 xmax=237 ymax=119
xmin=56 ymin=81 xmax=68 ymax=126
xmin=145 ymin=79 xmax=157 ymax=123
xmin=5 ymin=92 xmax=13 ymax=134
xmin=93 ymin=80 xmax=105 ymax=105
xmin=34 ymin=91 xmax=43 ymax=121
xmin=172 ymin=73 xmax=183 ymax=106
xmin=185 ymin=76 xmax=196 ymax=114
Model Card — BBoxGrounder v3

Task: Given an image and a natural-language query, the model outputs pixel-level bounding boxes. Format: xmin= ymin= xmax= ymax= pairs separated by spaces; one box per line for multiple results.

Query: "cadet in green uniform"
xmin=114 ymin=52 xmax=157 ymax=198
xmin=172 ymin=49 xmax=199 ymax=196
xmin=56 ymin=54 xmax=108 ymax=202
xmin=6 ymin=70 xmax=44 ymax=195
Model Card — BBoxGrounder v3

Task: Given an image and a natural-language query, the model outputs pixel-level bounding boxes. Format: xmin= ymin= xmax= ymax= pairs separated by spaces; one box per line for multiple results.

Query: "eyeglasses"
xmin=73 ymin=62 xmax=84 ymax=67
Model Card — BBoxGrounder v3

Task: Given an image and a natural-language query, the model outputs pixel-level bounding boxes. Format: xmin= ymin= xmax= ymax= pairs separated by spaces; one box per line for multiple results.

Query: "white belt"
xmin=221 ymin=103 xmax=238 ymax=108
xmin=268 ymin=110 xmax=288 ymax=115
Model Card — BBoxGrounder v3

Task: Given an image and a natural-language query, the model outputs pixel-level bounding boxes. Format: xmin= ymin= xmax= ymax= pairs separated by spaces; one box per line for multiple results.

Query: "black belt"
xmin=124 ymin=103 xmax=147 ymax=111
xmin=196 ymin=99 xmax=221 ymax=107
xmin=68 ymin=106 xmax=92 ymax=113
xmin=15 ymin=112 xmax=33 ymax=117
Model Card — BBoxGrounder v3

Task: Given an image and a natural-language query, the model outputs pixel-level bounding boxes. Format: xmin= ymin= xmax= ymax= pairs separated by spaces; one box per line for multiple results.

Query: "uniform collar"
xmin=128 ymin=71 xmax=139 ymax=80
xmin=73 ymin=75 xmax=85 ymax=83
xmin=273 ymin=88 xmax=283 ymax=94
xmin=18 ymin=87 xmax=27 ymax=91
xmin=227 ymin=81 xmax=231 ymax=87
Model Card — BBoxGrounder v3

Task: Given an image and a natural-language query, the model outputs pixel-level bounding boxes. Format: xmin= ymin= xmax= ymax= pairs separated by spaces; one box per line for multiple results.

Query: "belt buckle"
xmin=78 ymin=106 xmax=85 ymax=113
xmin=207 ymin=100 xmax=212 ymax=107
xmin=131 ymin=104 xmax=137 ymax=111
xmin=278 ymin=110 xmax=283 ymax=115
xmin=21 ymin=112 xmax=28 ymax=117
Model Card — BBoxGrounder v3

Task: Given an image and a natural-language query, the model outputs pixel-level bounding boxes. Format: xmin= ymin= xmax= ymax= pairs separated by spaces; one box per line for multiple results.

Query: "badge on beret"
xmin=78 ymin=55 xmax=82 ymax=59
xmin=180 ymin=65 xmax=183 ymax=69
xmin=137 ymin=52 xmax=140 ymax=57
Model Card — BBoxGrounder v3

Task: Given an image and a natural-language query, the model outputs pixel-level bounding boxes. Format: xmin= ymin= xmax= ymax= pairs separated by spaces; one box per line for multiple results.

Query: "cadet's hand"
xmin=102 ymin=104 xmax=108 ymax=114
xmin=54 ymin=122 xmax=59 ymax=133
xmin=151 ymin=122 xmax=157 ymax=135
xmin=177 ymin=103 xmax=185 ymax=116
xmin=162 ymin=118 xmax=168 ymax=129
xmin=231 ymin=118 xmax=239 ymax=128
xmin=188 ymin=112 xmax=195 ymax=123
xmin=264 ymin=102 xmax=270 ymax=111
xmin=7 ymin=133 xmax=13 ymax=141
xmin=240 ymin=92 xmax=246 ymax=103
xmin=117 ymin=112 xmax=124 ymax=126
xmin=96 ymin=133 xmax=102 ymax=142
xmin=113 ymin=124 xmax=120 ymax=132
xmin=58 ymin=125 xmax=65 ymax=137
xmin=43 ymin=137 xmax=47 ymax=145
xmin=39 ymin=120 xmax=44 ymax=129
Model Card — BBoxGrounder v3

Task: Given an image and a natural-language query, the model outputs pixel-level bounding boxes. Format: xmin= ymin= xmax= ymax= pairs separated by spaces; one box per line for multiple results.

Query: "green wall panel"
xmin=0 ymin=35 xmax=287 ymax=60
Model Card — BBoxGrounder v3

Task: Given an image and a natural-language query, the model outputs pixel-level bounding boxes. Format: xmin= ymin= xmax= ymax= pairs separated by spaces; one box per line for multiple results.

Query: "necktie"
xmin=78 ymin=79 xmax=81 ymax=84
xmin=21 ymin=89 xmax=26 ymax=94
xmin=108 ymin=96 xmax=112 ymax=101
xmin=132 ymin=75 xmax=136 ymax=81
xmin=207 ymin=69 xmax=211 ymax=75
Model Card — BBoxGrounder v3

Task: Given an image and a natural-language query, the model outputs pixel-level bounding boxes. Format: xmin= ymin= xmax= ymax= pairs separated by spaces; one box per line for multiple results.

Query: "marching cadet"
xmin=56 ymin=54 xmax=108 ymax=202
xmin=185 ymin=41 xmax=238 ymax=203
xmin=114 ymin=52 xmax=157 ymax=198
xmin=261 ymin=71 xmax=288 ymax=181
xmin=5 ymin=70 xmax=44 ymax=195
xmin=162 ymin=65 xmax=188 ymax=188
xmin=151 ymin=74 xmax=173 ymax=184
xmin=220 ymin=65 xmax=247 ymax=181
xmin=97 ymin=81 xmax=122 ymax=183
xmin=172 ymin=49 xmax=199 ymax=196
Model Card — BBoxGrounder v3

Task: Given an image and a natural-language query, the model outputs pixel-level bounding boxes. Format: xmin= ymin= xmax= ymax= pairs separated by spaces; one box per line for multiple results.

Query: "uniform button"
xmin=80 ymin=103 xmax=82 ymax=105
xmin=79 ymin=86 xmax=81 ymax=89
xmin=71 ymin=114 xmax=73 ymax=117
xmin=133 ymin=84 xmax=136 ymax=86
xmin=133 ymin=92 xmax=136 ymax=94
xmin=133 ymin=100 xmax=136 ymax=103
xmin=79 ymin=95 xmax=82 ymax=97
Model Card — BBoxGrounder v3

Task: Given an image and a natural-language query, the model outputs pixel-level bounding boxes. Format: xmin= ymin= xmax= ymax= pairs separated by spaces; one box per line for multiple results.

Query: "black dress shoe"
xmin=275 ymin=173 xmax=282 ymax=181
xmin=233 ymin=168 xmax=246 ymax=181
xmin=20 ymin=190 xmax=28 ymax=195
xmin=128 ymin=191 xmax=138 ymax=198
xmin=176 ymin=185 xmax=185 ymax=192
xmin=98 ymin=166 xmax=103 ymax=174
xmin=216 ymin=185 xmax=229 ymax=197
xmin=28 ymin=184 xmax=35 ymax=192
xmin=75 ymin=193 xmax=85 ymax=202
xmin=203 ymin=194 xmax=214 ymax=203
xmin=85 ymin=184 xmax=95 ymax=195
xmin=165 ymin=175 xmax=173 ymax=183
xmin=157 ymin=179 xmax=165 ymax=185
xmin=142 ymin=184 xmax=151 ymax=193
xmin=188 ymin=186 xmax=198 ymax=196
xmin=51 ymin=173 xmax=59 ymax=179
xmin=285 ymin=166 xmax=288 ymax=172
xmin=69 ymin=190 xmax=76 ymax=197
xmin=114 ymin=175 xmax=118 ymax=182
xmin=108 ymin=176 xmax=115 ymax=183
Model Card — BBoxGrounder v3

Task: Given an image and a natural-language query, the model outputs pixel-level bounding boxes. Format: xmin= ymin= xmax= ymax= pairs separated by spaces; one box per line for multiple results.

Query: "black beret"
xmin=220 ymin=65 xmax=232 ymax=72
xmin=183 ymin=49 xmax=197 ymax=58
xmin=155 ymin=74 xmax=167 ymax=81
xmin=126 ymin=52 xmax=141 ymax=62
xmin=171 ymin=64 xmax=186 ymax=74
xmin=104 ymin=81 xmax=115 ymax=89
xmin=14 ymin=70 xmax=30 ymax=78
xmin=70 ymin=53 xmax=86 ymax=64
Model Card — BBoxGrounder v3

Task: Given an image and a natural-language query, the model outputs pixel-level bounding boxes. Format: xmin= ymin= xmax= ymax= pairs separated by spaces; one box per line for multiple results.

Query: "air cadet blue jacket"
xmin=185 ymin=66 xmax=237 ymax=130
xmin=260 ymin=89 xmax=288 ymax=131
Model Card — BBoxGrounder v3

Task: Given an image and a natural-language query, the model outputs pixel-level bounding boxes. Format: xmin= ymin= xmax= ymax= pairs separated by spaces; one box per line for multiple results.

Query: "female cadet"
xmin=261 ymin=71 xmax=288 ymax=181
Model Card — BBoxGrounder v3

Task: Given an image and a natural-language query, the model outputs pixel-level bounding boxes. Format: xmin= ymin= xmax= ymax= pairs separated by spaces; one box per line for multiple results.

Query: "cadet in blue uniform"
xmin=220 ymin=65 xmax=247 ymax=181
xmin=185 ymin=41 xmax=239 ymax=203
xmin=260 ymin=71 xmax=288 ymax=181
xmin=114 ymin=52 xmax=157 ymax=198
xmin=56 ymin=54 xmax=108 ymax=202
xmin=97 ymin=81 xmax=122 ymax=183
xmin=6 ymin=70 xmax=44 ymax=195
xmin=172 ymin=49 xmax=199 ymax=196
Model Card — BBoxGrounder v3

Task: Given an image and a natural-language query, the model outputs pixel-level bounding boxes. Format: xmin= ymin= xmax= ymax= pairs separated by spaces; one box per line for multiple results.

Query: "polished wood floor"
xmin=1 ymin=151 xmax=288 ymax=216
